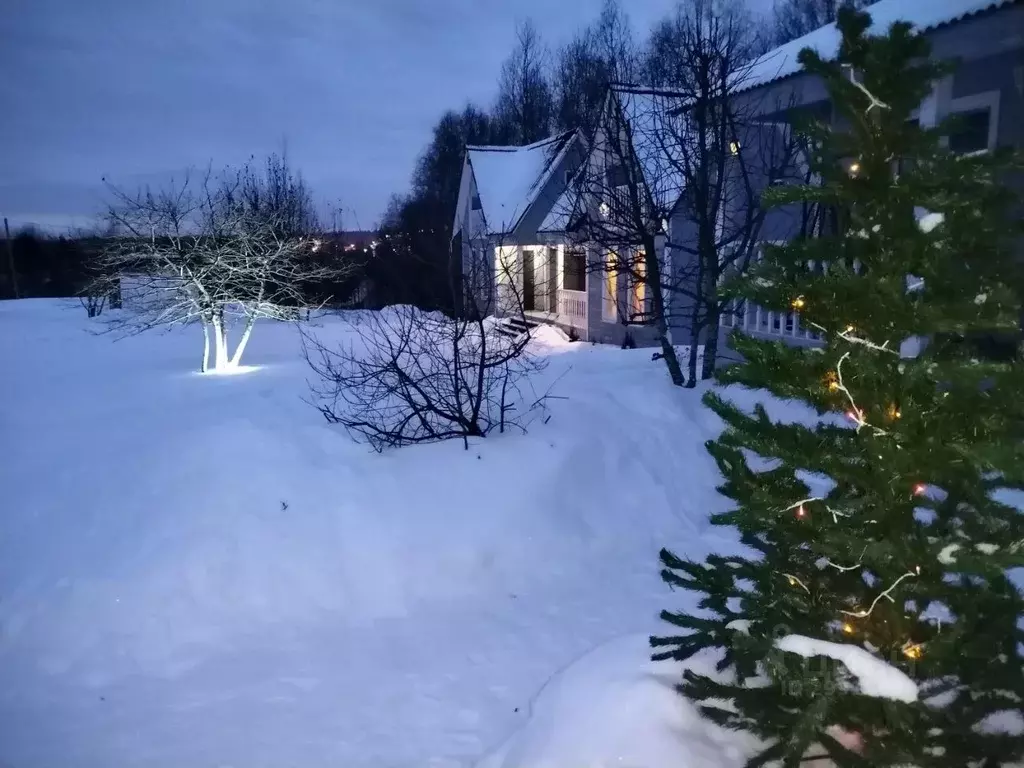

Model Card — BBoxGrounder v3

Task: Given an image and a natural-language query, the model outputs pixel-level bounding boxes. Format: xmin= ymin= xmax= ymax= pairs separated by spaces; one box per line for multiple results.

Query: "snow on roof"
xmin=610 ymin=86 xmax=688 ymax=213
xmin=738 ymin=0 xmax=1016 ymax=93
xmin=467 ymin=131 xmax=576 ymax=235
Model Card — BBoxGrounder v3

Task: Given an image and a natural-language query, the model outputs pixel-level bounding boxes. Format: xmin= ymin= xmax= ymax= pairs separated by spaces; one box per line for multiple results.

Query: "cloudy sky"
xmin=1 ymin=0 xmax=772 ymax=232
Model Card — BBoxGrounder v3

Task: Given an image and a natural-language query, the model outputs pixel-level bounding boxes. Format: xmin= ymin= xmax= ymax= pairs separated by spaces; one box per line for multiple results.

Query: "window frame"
xmin=947 ymin=90 xmax=1000 ymax=155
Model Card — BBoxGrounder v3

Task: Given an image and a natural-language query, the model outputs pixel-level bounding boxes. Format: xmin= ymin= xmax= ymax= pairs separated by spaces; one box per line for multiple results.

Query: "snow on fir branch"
xmin=775 ymin=634 xmax=918 ymax=703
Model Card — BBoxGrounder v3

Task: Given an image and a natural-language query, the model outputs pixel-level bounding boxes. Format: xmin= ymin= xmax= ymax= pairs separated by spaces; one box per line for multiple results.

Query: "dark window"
xmin=471 ymin=194 xmax=482 ymax=210
xmin=605 ymin=164 xmax=628 ymax=187
xmin=948 ymin=109 xmax=991 ymax=154
xmin=896 ymin=118 xmax=920 ymax=175
xmin=564 ymin=247 xmax=586 ymax=292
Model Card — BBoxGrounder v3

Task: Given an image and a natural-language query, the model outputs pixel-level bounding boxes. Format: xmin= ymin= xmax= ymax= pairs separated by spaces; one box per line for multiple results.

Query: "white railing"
xmin=557 ymin=289 xmax=587 ymax=320
xmin=722 ymin=300 xmax=821 ymax=342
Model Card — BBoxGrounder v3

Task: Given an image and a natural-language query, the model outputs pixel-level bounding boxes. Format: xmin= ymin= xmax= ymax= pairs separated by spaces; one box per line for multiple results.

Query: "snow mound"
xmin=476 ymin=634 xmax=759 ymax=768
xmin=528 ymin=324 xmax=572 ymax=349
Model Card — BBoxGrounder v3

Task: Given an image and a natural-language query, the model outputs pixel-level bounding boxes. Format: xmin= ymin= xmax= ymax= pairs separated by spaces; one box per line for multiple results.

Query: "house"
xmin=454 ymin=0 xmax=1023 ymax=350
xmin=716 ymin=0 xmax=1024 ymax=350
xmin=451 ymin=130 xmax=590 ymax=335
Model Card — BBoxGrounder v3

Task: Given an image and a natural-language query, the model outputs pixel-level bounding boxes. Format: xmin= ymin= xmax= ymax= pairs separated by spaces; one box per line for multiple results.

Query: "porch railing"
xmin=557 ymin=289 xmax=587 ymax=321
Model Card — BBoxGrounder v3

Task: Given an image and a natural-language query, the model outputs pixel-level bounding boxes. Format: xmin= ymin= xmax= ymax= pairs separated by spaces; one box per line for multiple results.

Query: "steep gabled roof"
xmin=608 ymin=85 xmax=689 ymax=214
xmin=466 ymin=131 xmax=578 ymax=235
xmin=737 ymin=0 xmax=1018 ymax=94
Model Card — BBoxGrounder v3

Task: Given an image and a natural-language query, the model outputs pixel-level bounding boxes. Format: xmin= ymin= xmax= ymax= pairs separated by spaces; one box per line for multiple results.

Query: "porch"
xmin=495 ymin=244 xmax=588 ymax=338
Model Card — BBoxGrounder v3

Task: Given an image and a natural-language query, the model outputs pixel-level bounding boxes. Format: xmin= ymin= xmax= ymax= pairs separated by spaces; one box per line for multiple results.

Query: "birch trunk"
xmin=212 ymin=312 xmax=229 ymax=371
xmin=229 ymin=315 xmax=257 ymax=368
xmin=201 ymin=321 xmax=211 ymax=373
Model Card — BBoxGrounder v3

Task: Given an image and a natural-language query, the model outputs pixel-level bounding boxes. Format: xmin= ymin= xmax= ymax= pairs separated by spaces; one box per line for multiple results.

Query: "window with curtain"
xmin=603 ymin=251 xmax=618 ymax=321
xmin=629 ymin=250 xmax=648 ymax=323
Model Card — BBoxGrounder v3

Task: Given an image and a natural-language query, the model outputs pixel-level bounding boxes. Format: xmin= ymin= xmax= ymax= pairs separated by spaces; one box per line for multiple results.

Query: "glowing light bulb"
xmin=791 ymin=296 xmax=806 ymax=310
xmin=902 ymin=643 xmax=923 ymax=660
xmin=796 ymin=505 xmax=807 ymax=519
xmin=913 ymin=483 xmax=926 ymax=496
xmin=849 ymin=161 xmax=861 ymax=175
xmin=842 ymin=622 xmax=854 ymax=634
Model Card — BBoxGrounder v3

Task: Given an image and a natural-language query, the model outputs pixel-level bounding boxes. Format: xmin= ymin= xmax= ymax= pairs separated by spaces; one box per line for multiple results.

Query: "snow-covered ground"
xmin=0 ymin=300 xmax=748 ymax=768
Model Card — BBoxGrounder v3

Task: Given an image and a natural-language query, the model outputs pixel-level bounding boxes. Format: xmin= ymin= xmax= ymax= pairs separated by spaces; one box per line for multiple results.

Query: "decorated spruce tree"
xmin=653 ymin=8 xmax=1024 ymax=767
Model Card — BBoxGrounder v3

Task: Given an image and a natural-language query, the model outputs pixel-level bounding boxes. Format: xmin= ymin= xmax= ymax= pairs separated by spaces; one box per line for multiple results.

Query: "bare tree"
xmin=552 ymin=0 xmax=639 ymax=139
xmin=771 ymin=0 xmax=867 ymax=45
xmin=236 ymin=152 xmax=319 ymax=239
xmin=494 ymin=20 xmax=554 ymax=145
xmin=303 ymin=235 xmax=549 ymax=451
xmin=93 ymin=163 xmax=352 ymax=373
xmin=567 ymin=0 xmax=802 ymax=386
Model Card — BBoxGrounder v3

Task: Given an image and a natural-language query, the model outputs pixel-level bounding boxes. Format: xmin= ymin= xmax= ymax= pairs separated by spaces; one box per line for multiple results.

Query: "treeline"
xmin=0 ymin=227 xmax=103 ymax=300
xmin=374 ymin=0 xmax=866 ymax=313
xmin=0 ymin=154 xmax=367 ymax=309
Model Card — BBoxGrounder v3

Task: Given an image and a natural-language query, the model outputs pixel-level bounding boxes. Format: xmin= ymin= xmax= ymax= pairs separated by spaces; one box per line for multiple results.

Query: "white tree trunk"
xmin=201 ymin=321 xmax=211 ymax=373
xmin=229 ymin=316 xmax=257 ymax=368
xmin=212 ymin=313 xmax=229 ymax=371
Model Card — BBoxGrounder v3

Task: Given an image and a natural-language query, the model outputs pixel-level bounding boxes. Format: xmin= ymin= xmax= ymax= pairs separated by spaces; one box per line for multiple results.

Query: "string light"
xmin=783 ymin=573 xmax=810 ymax=594
xmin=848 ymin=161 xmax=862 ymax=176
xmin=791 ymin=296 xmax=806 ymax=310
xmin=913 ymin=483 xmax=927 ymax=496
xmin=842 ymin=622 xmax=855 ymax=634
xmin=825 ymin=371 xmax=840 ymax=392
xmin=902 ymin=642 xmax=923 ymax=660
xmin=887 ymin=404 xmax=902 ymax=420
xmin=781 ymin=497 xmax=847 ymax=524
xmin=841 ymin=568 xmax=920 ymax=619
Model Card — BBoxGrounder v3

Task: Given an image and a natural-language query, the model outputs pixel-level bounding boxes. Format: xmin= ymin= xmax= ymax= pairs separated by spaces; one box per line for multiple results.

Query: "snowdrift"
xmin=0 ymin=300 xmax=742 ymax=767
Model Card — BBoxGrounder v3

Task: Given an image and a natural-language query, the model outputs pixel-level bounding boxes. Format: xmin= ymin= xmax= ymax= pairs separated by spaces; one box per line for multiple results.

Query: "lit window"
xmin=603 ymin=251 xmax=618 ymax=321
xmin=630 ymin=250 xmax=647 ymax=323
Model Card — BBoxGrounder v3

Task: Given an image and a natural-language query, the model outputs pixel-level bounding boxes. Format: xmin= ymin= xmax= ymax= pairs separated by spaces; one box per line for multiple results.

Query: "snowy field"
xmin=0 ymin=300 xmax=752 ymax=768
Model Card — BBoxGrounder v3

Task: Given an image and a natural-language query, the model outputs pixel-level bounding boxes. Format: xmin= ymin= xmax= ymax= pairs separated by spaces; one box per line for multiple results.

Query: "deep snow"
xmin=0 ymin=300 xmax=752 ymax=767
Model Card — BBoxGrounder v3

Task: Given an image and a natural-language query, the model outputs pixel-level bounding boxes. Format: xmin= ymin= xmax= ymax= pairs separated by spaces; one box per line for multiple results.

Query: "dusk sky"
xmin=2 ymin=0 xmax=773 ymax=233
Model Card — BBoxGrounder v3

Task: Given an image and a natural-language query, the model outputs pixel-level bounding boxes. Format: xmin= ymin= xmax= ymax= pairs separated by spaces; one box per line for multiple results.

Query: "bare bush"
xmin=304 ymin=232 xmax=552 ymax=451
xmin=304 ymin=306 xmax=547 ymax=451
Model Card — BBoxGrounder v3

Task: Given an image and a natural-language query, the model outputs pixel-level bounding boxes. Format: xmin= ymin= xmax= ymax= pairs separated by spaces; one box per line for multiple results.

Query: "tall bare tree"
xmin=568 ymin=0 xmax=802 ymax=386
xmin=494 ymin=20 xmax=554 ymax=145
xmin=771 ymin=0 xmax=867 ymax=45
xmin=552 ymin=0 xmax=639 ymax=139
xmin=648 ymin=0 xmax=803 ymax=383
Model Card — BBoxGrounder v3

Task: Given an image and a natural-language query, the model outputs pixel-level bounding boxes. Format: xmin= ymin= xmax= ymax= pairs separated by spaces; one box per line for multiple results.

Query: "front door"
xmin=522 ymin=249 xmax=535 ymax=311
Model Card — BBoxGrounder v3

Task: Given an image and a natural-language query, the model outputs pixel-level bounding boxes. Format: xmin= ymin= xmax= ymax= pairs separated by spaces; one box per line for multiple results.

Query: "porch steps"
xmin=494 ymin=315 xmax=541 ymax=339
